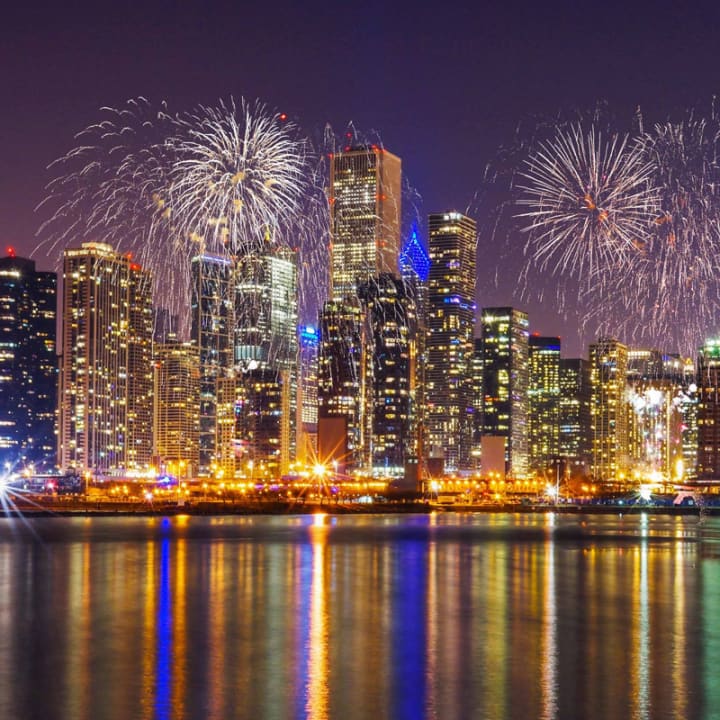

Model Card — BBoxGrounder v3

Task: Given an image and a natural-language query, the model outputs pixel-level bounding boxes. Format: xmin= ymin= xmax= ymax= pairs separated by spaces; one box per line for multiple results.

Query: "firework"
xmin=628 ymin=114 xmax=720 ymax=354
xmin=517 ymin=123 xmax=659 ymax=282
xmin=38 ymin=97 xmax=317 ymax=336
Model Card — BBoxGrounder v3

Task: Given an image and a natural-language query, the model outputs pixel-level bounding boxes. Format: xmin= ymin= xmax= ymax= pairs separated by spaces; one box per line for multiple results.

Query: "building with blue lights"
xmin=425 ymin=211 xmax=477 ymax=472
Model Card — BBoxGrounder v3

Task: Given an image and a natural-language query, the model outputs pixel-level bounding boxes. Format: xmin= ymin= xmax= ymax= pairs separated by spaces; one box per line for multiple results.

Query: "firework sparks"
xmin=517 ymin=123 xmax=659 ymax=281
xmin=38 ymin=98 xmax=320 ymax=338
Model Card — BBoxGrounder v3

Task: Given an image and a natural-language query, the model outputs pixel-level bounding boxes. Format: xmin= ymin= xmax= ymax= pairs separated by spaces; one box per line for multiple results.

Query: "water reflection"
xmin=0 ymin=513 xmax=714 ymax=719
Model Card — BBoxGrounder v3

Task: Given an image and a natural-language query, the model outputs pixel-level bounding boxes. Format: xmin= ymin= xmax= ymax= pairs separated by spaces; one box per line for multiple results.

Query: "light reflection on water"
xmin=0 ymin=512 xmax=717 ymax=719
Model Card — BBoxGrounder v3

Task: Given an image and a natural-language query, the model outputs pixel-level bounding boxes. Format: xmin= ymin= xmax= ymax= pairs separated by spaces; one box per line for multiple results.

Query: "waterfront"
xmin=1 ymin=512 xmax=719 ymax=719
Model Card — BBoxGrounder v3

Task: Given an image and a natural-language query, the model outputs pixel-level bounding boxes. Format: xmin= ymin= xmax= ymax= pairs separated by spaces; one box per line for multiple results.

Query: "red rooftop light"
xmin=6 ymin=246 xmax=15 ymax=258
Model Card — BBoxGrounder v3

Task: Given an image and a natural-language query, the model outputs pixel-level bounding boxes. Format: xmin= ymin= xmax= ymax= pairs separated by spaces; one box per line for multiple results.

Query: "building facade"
xmin=0 ymin=252 xmax=57 ymax=469
xmin=329 ymin=145 xmax=402 ymax=302
xmin=697 ymin=339 xmax=720 ymax=478
xmin=480 ymin=307 xmax=529 ymax=478
xmin=425 ymin=211 xmax=477 ymax=472
xmin=153 ymin=339 xmax=200 ymax=478
xmin=58 ymin=242 xmax=153 ymax=474
xmin=191 ymin=254 xmax=234 ymax=476
xmin=559 ymin=358 xmax=592 ymax=475
xmin=589 ymin=337 xmax=629 ymax=485
xmin=528 ymin=336 xmax=561 ymax=474
xmin=358 ymin=273 xmax=416 ymax=478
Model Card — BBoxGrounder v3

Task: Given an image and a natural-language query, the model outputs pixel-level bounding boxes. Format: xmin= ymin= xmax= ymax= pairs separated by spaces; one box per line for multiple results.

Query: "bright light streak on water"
xmin=0 ymin=513 xmax=715 ymax=719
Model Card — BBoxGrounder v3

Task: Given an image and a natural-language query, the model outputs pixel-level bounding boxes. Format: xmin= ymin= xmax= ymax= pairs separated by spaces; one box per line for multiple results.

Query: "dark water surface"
xmin=1 ymin=512 xmax=719 ymax=719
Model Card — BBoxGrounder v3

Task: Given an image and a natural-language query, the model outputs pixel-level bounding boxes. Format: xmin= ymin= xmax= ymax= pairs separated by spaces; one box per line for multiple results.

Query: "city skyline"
xmin=6 ymin=1 xmax=720 ymax=356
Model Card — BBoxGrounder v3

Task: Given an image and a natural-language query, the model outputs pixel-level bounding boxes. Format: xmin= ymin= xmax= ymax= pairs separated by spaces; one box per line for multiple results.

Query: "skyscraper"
xmin=329 ymin=145 xmax=402 ymax=302
xmin=0 ymin=251 xmax=57 ymax=469
xmin=233 ymin=241 xmax=298 ymax=475
xmin=153 ymin=339 xmax=200 ymax=478
xmin=425 ymin=211 xmax=477 ymax=472
xmin=320 ymin=145 xmax=402 ymax=473
xmin=317 ymin=299 xmax=364 ymax=473
xmin=697 ymin=339 xmax=720 ymax=478
xmin=358 ymin=273 xmax=415 ymax=478
xmin=58 ymin=242 xmax=153 ymax=474
xmin=559 ymin=358 xmax=592 ymax=475
xmin=589 ymin=337 xmax=628 ymax=485
xmin=480 ymin=307 xmax=529 ymax=478
xmin=528 ymin=335 xmax=561 ymax=473
xmin=191 ymin=254 xmax=234 ymax=476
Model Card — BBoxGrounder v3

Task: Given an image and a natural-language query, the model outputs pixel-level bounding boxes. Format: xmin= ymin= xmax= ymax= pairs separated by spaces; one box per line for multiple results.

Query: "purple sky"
xmin=4 ymin=0 xmax=720 ymax=356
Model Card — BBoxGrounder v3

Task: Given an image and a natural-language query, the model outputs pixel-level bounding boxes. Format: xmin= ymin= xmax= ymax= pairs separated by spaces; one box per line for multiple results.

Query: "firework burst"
xmin=517 ymin=123 xmax=659 ymax=283
xmin=38 ymin=97 xmax=316 ymax=337
xmin=627 ymin=113 xmax=720 ymax=354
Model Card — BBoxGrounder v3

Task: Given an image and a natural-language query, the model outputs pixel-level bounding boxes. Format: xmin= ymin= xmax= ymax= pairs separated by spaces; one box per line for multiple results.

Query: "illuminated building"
xmin=297 ymin=325 xmax=319 ymax=463
xmin=191 ymin=254 xmax=234 ymax=476
xmin=317 ymin=299 xmax=364 ymax=473
xmin=233 ymin=242 xmax=298 ymax=475
xmin=358 ymin=273 xmax=415 ymax=478
xmin=528 ymin=336 xmax=561 ymax=473
xmin=480 ymin=307 xmax=529 ymax=478
xmin=232 ymin=368 xmax=285 ymax=480
xmin=400 ymin=224 xmax=430 ymax=479
xmin=329 ymin=145 xmax=401 ymax=301
xmin=559 ymin=358 xmax=592 ymax=474
xmin=626 ymin=348 xmax=689 ymax=483
xmin=0 ymin=251 xmax=57 ymax=468
xmin=58 ymin=242 xmax=153 ymax=474
xmin=697 ymin=339 xmax=720 ymax=477
xmin=153 ymin=339 xmax=200 ymax=477
xmin=589 ymin=337 xmax=628 ymax=485
xmin=425 ymin=211 xmax=477 ymax=472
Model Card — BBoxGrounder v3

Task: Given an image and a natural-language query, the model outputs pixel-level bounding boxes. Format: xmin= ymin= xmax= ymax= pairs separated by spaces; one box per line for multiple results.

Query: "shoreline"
xmin=1 ymin=500 xmax=716 ymax=518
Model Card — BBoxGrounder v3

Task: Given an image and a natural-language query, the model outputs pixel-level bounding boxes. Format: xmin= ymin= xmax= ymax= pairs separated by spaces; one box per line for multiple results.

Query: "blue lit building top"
xmin=400 ymin=224 xmax=430 ymax=283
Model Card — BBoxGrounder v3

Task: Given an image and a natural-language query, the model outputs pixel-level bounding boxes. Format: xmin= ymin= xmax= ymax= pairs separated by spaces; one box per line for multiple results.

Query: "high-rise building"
xmin=358 ymin=273 xmax=415 ymax=478
xmin=153 ymin=339 xmax=200 ymax=478
xmin=58 ymin=242 xmax=153 ymax=474
xmin=425 ymin=211 xmax=477 ymax=472
xmin=480 ymin=307 xmax=529 ymax=478
xmin=528 ymin=336 xmax=561 ymax=473
xmin=297 ymin=325 xmax=319 ymax=464
xmin=626 ymin=348 xmax=688 ymax=484
xmin=329 ymin=145 xmax=402 ymax=301
xmin=697 ymin=339 xmax=720 ymax=478
xmin=317 ymin=299 xmax=364 ymax=473
xmin=234 ymin=242 xmax=298 ymax=475
xmin=400 ymin=224 xmax=431 ymax=477
xmin=0 ymin=251 xmax=57 ymax=469
xmin=559 ymin=358 xmax=592 ymax=475
xmin=589 ymin=337 xmax=628 ymax=485
xmin=191 ymin=254 xmax=234 ymax=476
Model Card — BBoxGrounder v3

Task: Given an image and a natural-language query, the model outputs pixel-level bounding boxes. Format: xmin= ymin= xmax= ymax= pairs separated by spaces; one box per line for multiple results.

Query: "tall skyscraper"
xmin=191 ymin=254 xmax=234 ymax=476
xmin=559 ymin=358 xmax=592 ymax=475
xmin=480 ymin=307 xmax=529 ymax=478
xmin=425 ymin=211 xmax=477 ymax=472
xmin=0 ymin=251 xmax=57 ymax=469
xmin=697 ymin=339 xmax=720 ymax=478
xmin=153 ymin=339 xmax=200 ymax=478
xmin=528 ymin=335 xmax=561 ymax=473
xmin=319 ymin=145 xmax=402 ymax=474
xmin=233 ymin=241 xmax=298 ymax=475
xmin=329 ymin=145 xmax=402 ymax=301
xmin=358 ymin=273 xmax=415 ymax=478
xmin=589 ymin=337 xmax=628 ymax=485
xmin=297 ymin=325 xmax=319 ymax=464
xmin=317 ymin=299 xmax=364 ymax=473
xmin=58 ymin=242 xmax=153 ymax=474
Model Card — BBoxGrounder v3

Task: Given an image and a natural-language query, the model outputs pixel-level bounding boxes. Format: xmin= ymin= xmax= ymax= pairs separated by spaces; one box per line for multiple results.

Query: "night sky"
xmin=4 ymin=0 xmax=720 ymax=356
